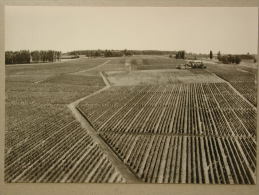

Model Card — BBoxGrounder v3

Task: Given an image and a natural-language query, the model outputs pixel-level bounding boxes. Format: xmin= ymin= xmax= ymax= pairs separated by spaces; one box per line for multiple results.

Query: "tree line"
xmin=68 ymin=49 xmax=135 ymax=57
xmin=68 ymin=49 xmax=176 ymax=57
xmin=5 ymin=50 xmax=62 ymax=64
xmin=218 ymin=54 xmax=241 ymax=64
xmin=216 ymin=51 xmax=256 ymax=64
xmin=68 ymin=49 xmax=128 ymax=57
xmin=213 ymin=51 xmax=257 ymax=64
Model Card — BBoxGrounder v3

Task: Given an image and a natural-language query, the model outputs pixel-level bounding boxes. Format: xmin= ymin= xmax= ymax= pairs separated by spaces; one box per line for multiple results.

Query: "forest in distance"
xmin=5 ymin=49 xmax=257 ymax=65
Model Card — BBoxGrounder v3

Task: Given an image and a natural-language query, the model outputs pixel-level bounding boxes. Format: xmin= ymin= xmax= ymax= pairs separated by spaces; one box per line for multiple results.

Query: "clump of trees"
xmin=123 ymin=49 xmax=133 ymax=56
xmin=68 ymin=49 xmax=176 ymax=57
xmin=217 ymin=51 xmax=258 ymax=64
xmin=93 ymin=50 xmax=102 ymax=57
xmin=5 ymin=50 xmax=62 ymax=64
xmin=175 ymin=50 xmax=185 ymax=59
xmin=31 ymin=50 xmax=61 ymax=62
xmin=5 ymin=50 xmax=31 ymax=64
xmin=218 ymin=55 xmax=241 ymax=64
xmin=104 ymin=50 xmax=124 ymax=57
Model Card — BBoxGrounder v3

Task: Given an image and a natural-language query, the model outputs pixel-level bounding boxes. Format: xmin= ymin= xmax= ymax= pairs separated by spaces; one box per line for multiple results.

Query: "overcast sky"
xmin=5 ymin=6 xmax=258 ymax=54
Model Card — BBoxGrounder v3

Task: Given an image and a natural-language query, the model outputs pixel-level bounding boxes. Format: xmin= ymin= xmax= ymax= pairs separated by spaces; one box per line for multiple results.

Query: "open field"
xmin=105 ymin=69 xmax=223 ymax=86
xmin=128 ymin=55 xmax=185 ymax=70
xmin=5 ymin=55 xmax=257 ymax=184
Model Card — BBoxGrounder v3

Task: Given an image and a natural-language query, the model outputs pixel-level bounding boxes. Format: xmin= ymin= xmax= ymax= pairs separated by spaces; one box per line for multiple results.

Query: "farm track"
xmin=22 ymin=59 xmax=111 ymax=84
xmin=68 ymin=93 xmax=141 ymax=183
xmin=100 ymin=72 xmax=111 ymax=87
xmin=71 ymin=60 xmax=111 ymax=74
xmin=67 ymin=69 xmax=141 ymax=183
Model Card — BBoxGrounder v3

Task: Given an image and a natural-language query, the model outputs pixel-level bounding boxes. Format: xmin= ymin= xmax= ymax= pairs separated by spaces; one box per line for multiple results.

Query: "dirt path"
xmin=67 ymin=95 xmax=141 ymax=183
xmin=33 ymin=60 xmax=111 ymax=84
xmin=67 ymin=67 xmax=141 ymax=183
xmin=71 ymin=60 xmax=111 ymax=75
xmin=99 ymin=72 xmax=111 ymax=87
xmin=125 ymin=59 xmax=132 ymax=72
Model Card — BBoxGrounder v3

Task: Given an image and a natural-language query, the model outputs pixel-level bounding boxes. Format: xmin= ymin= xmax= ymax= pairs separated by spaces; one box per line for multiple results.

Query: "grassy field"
xmin=5 ymin=55 xmax=257 ymax=184
xmin=105 ymin=69 xmax=223 ymax=86
xmin=129 ymin=55 xmax=185 ymax=70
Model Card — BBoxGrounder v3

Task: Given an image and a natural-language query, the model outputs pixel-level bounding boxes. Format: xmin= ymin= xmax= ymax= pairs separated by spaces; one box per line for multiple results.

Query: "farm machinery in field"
xmin=185 ymin=61 xmax=207 ymax=69
xmin=177 ymin=60 xmax=207 ymax=69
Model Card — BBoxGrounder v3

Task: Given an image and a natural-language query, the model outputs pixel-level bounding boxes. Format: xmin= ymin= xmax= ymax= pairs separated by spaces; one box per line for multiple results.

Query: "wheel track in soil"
xmin=67 ymin=64 xmax=141 ymax=183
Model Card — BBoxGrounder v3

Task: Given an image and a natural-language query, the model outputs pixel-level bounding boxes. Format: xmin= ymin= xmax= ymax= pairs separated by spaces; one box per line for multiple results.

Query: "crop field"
xmin=78 ymin=83 xmax=256 ymax=136
xmin=206 ymin=63 xmax=257 ymax=106
xmin=5 ymin=57 xmax=109 ymax=130
xmin=5 ymin=57 xmax=129 ymax=183
xmin=100 ymin=134 xmax=255 ymax=184
xmin=6 ymin=79 xmax=104 ymax=130
xmin=5 ymin=109 xmax=125 ymax=183
xmin=78 ymin=82 xmax=256 ymax=183
xmin=5 ymin=55 xmax=257 ymax=184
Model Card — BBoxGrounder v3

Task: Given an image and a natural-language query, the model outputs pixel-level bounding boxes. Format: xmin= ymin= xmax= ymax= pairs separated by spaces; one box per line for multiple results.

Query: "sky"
xmin=5 ymin=6 xmax=258 ymax=54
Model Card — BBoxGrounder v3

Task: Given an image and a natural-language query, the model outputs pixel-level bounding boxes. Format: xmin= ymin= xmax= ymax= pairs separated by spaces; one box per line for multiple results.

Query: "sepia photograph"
xmin=4 ymin=6 xmax=258 ymax=184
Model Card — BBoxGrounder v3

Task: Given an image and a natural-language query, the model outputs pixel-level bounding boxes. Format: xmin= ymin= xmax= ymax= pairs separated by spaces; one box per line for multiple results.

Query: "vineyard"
xmin=5 ymin=80 xmax=103 ymax=131
xmin=206 ymin=63 xmax=257 ymax=106
xmin=78 ymin=83 xmax=256 ymax=136
xmin=5 ymin=55 xmax=257 ymax=184
xmin=5 ymin=57 xmax=109 ymax=132
xmin=100 ymin=134 xmax=255 ymax=184
xmin=5 ymin=109 xmax=125 ymax=183
xmin=78 ymin=83 xmax=256 ymax=184
xmin=5 ymin=57 xmax=128 ymax=183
